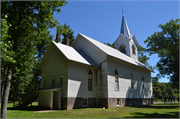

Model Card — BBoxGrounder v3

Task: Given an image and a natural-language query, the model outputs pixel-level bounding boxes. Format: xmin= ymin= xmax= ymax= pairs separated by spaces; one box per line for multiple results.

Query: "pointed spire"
xmin=120 ymin=11 xmax=130 ymax=37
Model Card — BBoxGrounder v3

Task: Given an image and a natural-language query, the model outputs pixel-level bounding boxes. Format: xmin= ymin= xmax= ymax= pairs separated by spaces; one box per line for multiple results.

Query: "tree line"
xmin=152 ymin=77 xmax=179 ymax=100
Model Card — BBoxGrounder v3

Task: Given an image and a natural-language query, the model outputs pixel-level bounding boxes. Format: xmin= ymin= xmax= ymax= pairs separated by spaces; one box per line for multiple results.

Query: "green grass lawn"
xmin=7 ymin=101 xmax=179 ymax=118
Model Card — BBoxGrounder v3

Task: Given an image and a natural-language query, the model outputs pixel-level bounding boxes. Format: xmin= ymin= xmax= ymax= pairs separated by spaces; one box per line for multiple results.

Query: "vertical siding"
xmin=68 ymin=62 xmax=97 ymax=98
xmin=97 ymin=62 xmax=108 ymax=98
xmin=40 ymin=46 xmax=68 ymax=97
xmin=107 ymin=58 xmax=152 ymax=98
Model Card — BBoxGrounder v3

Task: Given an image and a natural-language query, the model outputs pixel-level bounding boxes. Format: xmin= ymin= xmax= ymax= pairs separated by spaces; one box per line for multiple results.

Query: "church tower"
xmin=114 ymin=12 xmax=139 ymax=61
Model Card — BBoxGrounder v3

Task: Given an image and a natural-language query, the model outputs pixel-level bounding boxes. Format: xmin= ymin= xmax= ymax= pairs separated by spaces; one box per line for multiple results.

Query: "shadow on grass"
xmin=7 ymin=106 xmax=49 ymax=111
xmin=130 ymin=103 xmax=179 ymax=109
xmin=124 ymin=112 xmax=179 ymax=118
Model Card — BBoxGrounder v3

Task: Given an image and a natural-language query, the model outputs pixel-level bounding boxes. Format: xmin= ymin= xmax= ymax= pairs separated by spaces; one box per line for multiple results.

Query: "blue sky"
xmin=50 ymin=1 xmax=179 ymax=83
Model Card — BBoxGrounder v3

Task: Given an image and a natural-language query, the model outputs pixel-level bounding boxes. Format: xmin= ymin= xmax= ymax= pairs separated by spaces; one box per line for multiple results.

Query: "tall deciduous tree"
xmin=137 ymin=45 xmax=155 ymax=70
xmin=144 ymin=19 xmax=179 ymax=85
xmin=1 ymin=1 xmax=67 ymax=118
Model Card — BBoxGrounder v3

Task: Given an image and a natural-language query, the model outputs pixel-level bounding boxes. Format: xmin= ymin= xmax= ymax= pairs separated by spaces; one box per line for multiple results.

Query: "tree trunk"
xmin=13 ymin=86 xmax=18 ymax=108
xmin=1 ymin=66 xmax=8 ymax=99
xmin=1 ymin=63 xmax=14 ymax=119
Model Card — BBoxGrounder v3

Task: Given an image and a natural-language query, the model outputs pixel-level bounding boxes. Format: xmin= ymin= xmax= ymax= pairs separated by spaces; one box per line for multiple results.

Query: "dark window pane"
xmin=115 ymin=69 xmax=118 ymax=75
xmin=88 ymin=69 xmax=93 ymax=75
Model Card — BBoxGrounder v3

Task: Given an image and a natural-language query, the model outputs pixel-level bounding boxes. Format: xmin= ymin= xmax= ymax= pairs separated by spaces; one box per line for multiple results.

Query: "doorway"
xmin=53 ymin=91 xmax=61 ymax=110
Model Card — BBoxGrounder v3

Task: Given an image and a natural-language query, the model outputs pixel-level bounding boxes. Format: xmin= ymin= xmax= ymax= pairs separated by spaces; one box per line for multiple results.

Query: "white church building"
xmin=37 ymin=13 xmax=153 ymax=110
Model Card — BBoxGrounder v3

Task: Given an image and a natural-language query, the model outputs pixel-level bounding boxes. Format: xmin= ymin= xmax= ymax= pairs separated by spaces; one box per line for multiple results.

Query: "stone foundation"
xmin=108 ymin=98 xmax=153 ymax=108
xmin=66 ymin=97 xmax=96 ymax=110
xmin=61 ymin=97 xmax=153 ymax=110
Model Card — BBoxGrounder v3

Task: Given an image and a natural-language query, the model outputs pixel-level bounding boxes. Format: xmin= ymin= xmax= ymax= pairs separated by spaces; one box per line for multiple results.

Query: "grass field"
xmin=7 ymin=101 xmax=179 ymax=118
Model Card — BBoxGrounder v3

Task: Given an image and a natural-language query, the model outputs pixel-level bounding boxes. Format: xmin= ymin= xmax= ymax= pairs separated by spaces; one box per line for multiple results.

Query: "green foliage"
xmin=1 ymin=16 xmax=16 ymax=65
xmin=1 ymin=1 xmax=67 ymax=117
xmin=152 ymin=78 xmax=179 ymax=99
xmin=104 ymin=43 xmax=115 ymax=48
xmin=144 ymin=19 xmax=179 ymax=84
xmin=56 ymin=23 xmax=75 ymax=45
xmin=137 ymin=45 xmax=155 ymax=70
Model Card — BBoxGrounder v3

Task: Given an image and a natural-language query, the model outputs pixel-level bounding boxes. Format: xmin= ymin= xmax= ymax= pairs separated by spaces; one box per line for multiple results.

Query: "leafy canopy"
xmin=144 ymin=19 xmax=179 ymax=84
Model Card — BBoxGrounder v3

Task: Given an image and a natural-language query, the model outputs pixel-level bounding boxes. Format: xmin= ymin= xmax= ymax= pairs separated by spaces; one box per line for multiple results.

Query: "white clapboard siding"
xmin=107 ymin=57 xmax=152 ymax=98
xmin=68 ymin=62 xmax=97 ymax=98
xmin=40 ymin=46 xmax=68 ymax=97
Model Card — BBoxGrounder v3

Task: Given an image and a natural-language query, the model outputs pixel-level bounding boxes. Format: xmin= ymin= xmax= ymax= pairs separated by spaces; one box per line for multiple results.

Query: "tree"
xmin=1 ymin=1 xmax=67 ymax=118
xmin=56 ymin=23 xmax=75 ymax=46
xmin=1 ymin=15 xmax=16 ymax=102
xmin=164 ymin=83 xmax=174 ymax=97
xmin=144 ymin=19 xmax=179 ymax=85
xmin=104 ymin=42 xmax=115 ymax=48
xmin=152 ymin=77 xmax=162 ymax=99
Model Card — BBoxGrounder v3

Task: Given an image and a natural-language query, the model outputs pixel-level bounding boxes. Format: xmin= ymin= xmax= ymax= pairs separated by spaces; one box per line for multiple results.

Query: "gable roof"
xmin=37 ymin=41 xmax=99 ymax=69
xmin=75 ymin=33 xmax=153 ymax=72
xmin=52 ymin=41 xmax=99 ymax=67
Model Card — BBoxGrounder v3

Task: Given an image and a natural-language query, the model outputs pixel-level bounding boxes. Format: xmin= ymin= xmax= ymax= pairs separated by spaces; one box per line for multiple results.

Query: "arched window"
xmin=115 ymin=69 xmax=119 ymax=90
xmin=88 ymin=69 xmax=93 ymax=91
xmin=120 ymin=45 xmax=126 ymax=54
xmin=142 ymin=76 xmax=145 ymax=93
xmin=130 ymin=73 xmax=134 ymax=91
xmin=132 ymin=45 xmax=136 ymax=55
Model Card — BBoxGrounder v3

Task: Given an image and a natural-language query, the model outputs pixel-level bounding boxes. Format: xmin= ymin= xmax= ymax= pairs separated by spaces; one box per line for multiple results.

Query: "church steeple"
xmin=120 ymin=11 xmax=130 ymax=38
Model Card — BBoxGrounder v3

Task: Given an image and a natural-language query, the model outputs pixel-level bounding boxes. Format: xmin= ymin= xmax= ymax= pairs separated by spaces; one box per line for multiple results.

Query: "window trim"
xmin=60 ymin=77 xmax=63 ymax=87
xmin=120 ymin=45 xmax=126 ymax=54
xmin=88 ymin=69 xmax=93 ymax=91
xmin=130 ymin=72 xmax=134 ymax=92
xmin=138 ymin=99 xmax=140 ymax=105
xmin=132 ymin=44 xmax=136 ymax=55
xmin=52 ymin=78 xmax=56 ymax=87
xmin=82 ymin=98 xmax=88 ymax=107
xmin=115 ymin=69 xmax=119 ymax=91
xmin=142 ymin=75 xmax=145 ymax=93
xmin=117 ymin=98 xmax=120 ymax=106
xmin=130 ymin=99 xmax=133 ymax=106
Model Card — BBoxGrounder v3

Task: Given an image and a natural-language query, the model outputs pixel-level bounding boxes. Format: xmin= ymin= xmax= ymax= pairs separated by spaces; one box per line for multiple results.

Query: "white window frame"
xmin=130 ymin=73 xmax=134 ymax=92
xmin=52 ymin=78 xmax=55 ymax=87
xmin=88 ymin=69 xmax=93 ymax=91
xmin=149 ymin=99 xmax=151 ymax=104
xmin=115 ymin=69 xmax=119 ymax=91
xmin=120 ymin=45 xmax=126 ymax=54
xmin=117 ymin=98 xmax=120 ymax=106
xmin=82 ymin=98 xmax=88 ymax=107
xmin=138 ymin=99 xmax=140 ymax=105
xmin=132 ymin=44 xmax=136 ymax=55
xmin=142 ymin=76 xmax=145 ymax=93
xmin=130 ymin=99 xmax=133 ymax=106
xmin=59 ymin=76 xmax=64 ymax=87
